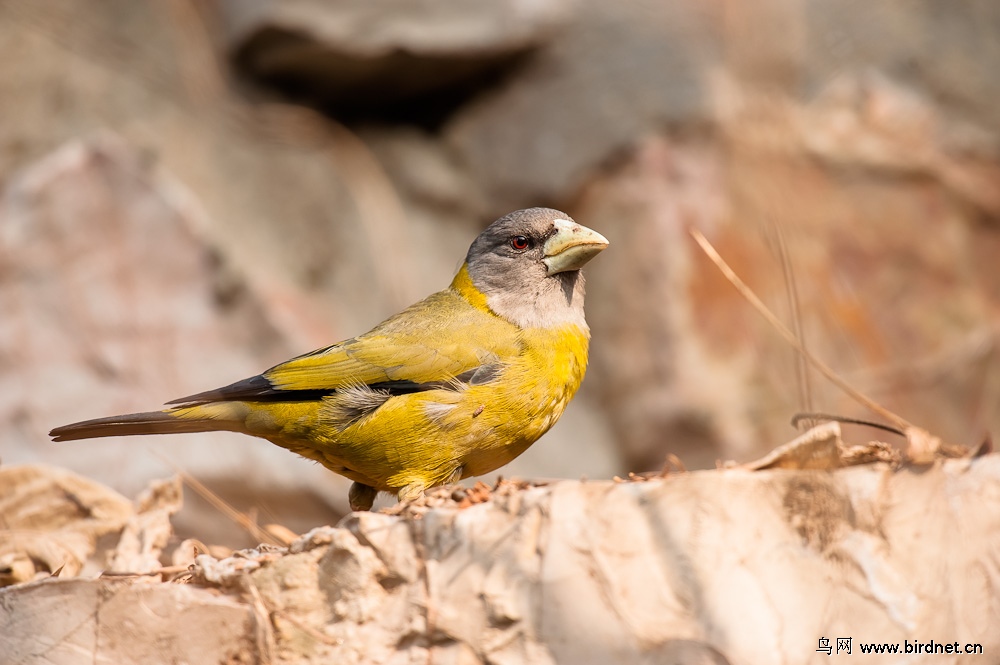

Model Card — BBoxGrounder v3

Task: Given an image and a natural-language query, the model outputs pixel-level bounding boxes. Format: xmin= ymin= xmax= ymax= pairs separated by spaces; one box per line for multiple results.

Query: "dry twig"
xmin=689 ymin=227 xmax=955 ymax=463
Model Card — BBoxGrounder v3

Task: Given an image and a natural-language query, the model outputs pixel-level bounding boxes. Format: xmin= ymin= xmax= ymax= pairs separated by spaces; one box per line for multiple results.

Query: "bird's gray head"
xmin=463 ymin=208 xmax=608 ymax=329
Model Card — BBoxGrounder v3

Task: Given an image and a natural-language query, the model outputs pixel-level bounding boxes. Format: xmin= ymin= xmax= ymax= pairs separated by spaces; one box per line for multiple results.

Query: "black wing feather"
xmin=164 ymin=372 xmax=500 ymax=406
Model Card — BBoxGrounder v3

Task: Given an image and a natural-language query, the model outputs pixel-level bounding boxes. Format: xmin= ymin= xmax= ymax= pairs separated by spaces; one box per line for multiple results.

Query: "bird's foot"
xmin=348 ymin=482 xmax=378 ymax=512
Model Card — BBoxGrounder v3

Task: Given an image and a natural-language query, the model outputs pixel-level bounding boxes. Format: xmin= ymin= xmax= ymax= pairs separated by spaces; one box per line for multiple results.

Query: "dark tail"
xmin=50 ymin=410 xmax=233 ymax=442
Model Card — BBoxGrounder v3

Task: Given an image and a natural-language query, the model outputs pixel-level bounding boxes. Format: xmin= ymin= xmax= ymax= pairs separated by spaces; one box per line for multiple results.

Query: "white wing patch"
xmin=424 ymin=401 xmax=458 ymax=425
xmin=324 ymin=383 xmax=392 ymax=431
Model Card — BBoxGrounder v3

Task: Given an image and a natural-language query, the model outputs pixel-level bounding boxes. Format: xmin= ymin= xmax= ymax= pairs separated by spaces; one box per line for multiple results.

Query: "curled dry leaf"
xmin=744 ymin=422 xmax=901 ymax=471
xmin=108 ymin=476 xmax=183 ymax=577
xmin=0 ymin=465 xmax=133 ymax=586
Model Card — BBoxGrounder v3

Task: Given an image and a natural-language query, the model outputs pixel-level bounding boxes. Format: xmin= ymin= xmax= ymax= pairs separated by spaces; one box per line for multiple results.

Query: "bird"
xmin=50 ymin=208 xmax=608 ymax=511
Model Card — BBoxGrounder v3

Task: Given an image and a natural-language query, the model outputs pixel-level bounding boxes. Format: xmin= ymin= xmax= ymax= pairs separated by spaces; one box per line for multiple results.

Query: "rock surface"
xmin=2 ymin=579 xmax=258 ymax=665
xmin=3 ymin=450 xmax=998 ymax=664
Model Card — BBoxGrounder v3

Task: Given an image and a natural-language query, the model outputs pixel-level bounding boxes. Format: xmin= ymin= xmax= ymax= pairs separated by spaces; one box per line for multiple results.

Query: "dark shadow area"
xmin=233 ymin=26 xmax=538 ymax=131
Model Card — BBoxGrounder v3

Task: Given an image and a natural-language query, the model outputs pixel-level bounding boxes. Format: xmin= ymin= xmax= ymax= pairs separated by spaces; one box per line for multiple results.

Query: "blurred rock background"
xmin=2 ymin=0 xmax=998 ymax=544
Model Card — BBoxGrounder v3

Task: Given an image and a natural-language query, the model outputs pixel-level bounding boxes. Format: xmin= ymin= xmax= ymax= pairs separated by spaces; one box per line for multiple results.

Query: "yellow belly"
xmin=248 ymin=324 xmax=589 ymax=493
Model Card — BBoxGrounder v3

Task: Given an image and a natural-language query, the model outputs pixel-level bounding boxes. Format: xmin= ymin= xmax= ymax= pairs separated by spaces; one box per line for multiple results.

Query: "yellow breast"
xmin=456 ymin=323 xmax=589 ymax=478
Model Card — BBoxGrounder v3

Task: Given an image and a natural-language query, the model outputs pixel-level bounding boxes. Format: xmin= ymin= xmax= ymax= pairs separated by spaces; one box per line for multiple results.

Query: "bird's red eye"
xmin=509 ymin=235 xmax=530 ymax=251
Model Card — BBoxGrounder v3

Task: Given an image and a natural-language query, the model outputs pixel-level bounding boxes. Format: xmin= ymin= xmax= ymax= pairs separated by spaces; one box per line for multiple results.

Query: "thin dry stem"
xmin=244 ymin=576 xmax=276 ymax=665
xmin=180 ymin=471 xmax=283 ymax=547
xmin=153 ymin=453 xmax=284 ymax=547
xmin=772 ymin=222 xmax=813 ymax=415
xmin=689 ymin=227 xmax=913 ymax=432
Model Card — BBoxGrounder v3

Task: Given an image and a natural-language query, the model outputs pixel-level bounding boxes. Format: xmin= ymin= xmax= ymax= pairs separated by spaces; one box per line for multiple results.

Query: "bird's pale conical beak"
xmin=542 ymin=219 xmax=609 ymax=276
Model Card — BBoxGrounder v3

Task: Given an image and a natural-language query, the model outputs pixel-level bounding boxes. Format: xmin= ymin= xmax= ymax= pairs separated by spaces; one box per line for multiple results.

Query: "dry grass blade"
xmin=263 ymin=523 xmax=299 ymax=547
xmin=244 ymin=576 xmax=276 ymax=665
xmin=273 ymin=609 xmax=344 ymax=647
xmin=790 ymin=412 xmax=905 ymax=437
xmin=179 ymin=471 xmax=284 ymax=547
xmin=153 ymin=453 xmax=284 ymax=547
xmin=772 ymin=221 xmax=814 ymax=416
xmin=689 ymin=227 xmax=913 ymax=433
xmin=100 ymin=564 xmax=190 ymax=578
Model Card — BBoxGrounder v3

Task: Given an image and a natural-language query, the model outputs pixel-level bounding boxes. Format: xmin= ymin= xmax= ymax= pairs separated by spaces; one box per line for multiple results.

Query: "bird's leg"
xmin=396 ymin=482 xmax=427 ymax=504
xmin=349 ymin=482 xmax=378 ymax=512
xmin=396 ymin=467 xmax=463 ymax=506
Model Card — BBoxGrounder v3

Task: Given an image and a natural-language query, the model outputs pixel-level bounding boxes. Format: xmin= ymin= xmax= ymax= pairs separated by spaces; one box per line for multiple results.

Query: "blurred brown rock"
xmin=445 ymin=0 xmax=722 ymax=213
xmin=578 ymin=77 xmax=1000 ymax=470
xmin=0 ymin=465 xmax=133 ymax=585
xmin=1 ymin=0 xmax=999 ymax=514
xmin=221 ymin=0 xmax=572 ymax=122
xmin=0 ymin=133 xmax=352 ymax=538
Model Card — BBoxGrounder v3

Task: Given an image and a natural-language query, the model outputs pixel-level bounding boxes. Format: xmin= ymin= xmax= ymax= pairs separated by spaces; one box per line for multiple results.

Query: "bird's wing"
xmin=169 ymin=290 xmax=519 ymax=405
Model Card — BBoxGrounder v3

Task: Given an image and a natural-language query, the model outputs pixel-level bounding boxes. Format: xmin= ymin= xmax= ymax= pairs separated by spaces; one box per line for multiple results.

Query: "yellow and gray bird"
xmin=50 ymin=208 xmax=608 ymax=511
